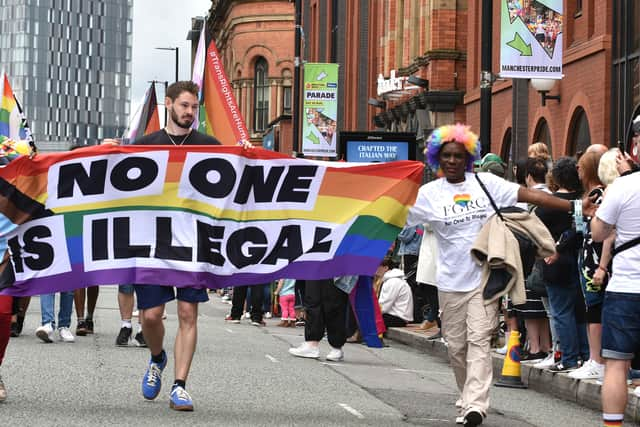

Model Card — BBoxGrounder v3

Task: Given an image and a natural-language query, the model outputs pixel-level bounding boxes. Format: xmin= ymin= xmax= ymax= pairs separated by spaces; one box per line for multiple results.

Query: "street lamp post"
xmin=155 ymin=47 xmax=179 ymax=83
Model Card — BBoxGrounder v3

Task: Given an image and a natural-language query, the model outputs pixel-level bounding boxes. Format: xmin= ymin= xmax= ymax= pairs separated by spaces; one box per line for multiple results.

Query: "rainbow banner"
xmin=0 ymin=73 xmax=28 ymax=141
xmin=0 ymin=145 xmax=423 ymax=296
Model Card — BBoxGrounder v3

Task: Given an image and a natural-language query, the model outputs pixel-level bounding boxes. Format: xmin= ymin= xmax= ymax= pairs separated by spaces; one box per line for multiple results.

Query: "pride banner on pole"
xmin=0 ymin=145 xmax=423 ymax=296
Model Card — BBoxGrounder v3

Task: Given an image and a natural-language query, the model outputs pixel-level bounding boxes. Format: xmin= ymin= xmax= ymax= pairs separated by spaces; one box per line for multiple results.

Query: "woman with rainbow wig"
xmin=406 ymin=123 xmax=575 ymax=426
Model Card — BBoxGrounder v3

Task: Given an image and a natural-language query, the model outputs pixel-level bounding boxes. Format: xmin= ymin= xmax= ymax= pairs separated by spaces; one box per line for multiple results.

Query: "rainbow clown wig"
xmin=425 ymin=124 xmax=481 ymax=177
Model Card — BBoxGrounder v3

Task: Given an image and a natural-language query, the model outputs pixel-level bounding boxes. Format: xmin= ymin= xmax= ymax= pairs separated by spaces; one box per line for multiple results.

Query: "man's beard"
xmin=170 ymin=108 xmax=194 ymax=129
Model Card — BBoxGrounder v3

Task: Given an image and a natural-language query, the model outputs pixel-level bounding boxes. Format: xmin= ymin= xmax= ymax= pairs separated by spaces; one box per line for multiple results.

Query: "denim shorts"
xmin=601 ymin=291 xmax=640 ymax=360
xmin=134 ymin=285 xmax=209 ymax=310
xmin=118 ymin=284 xmax=135 ymax=295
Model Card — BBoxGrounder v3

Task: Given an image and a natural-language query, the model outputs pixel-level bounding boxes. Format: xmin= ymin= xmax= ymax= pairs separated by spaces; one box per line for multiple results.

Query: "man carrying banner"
xmin=105 ymin=80 xmax=252 ymax=412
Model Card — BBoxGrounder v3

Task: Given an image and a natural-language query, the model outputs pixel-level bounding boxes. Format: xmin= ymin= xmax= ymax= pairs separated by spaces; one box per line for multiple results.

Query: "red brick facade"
xmin=465 ymin=1 xmax=612 ymax=158
xmin=207 ymin=0 xmax=295 ymax=152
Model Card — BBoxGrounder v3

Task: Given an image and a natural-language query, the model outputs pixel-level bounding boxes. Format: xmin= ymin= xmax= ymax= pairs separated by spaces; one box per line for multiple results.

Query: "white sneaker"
xmin=567 ymin=360 xmax=604 ymax=380
xmin=58 ymin=327 xmax=75 ymax=343
xmin=264 ymin=312 xmax=272 ymax=319
xmin=288 ymin=343 xmax=320 ymax=359
xmin=495 ymin=343 xmax=507 ymax=355
xmin=326 ymin=347 xmax=344 ymax=362
xmin=533 ymin=352 xmax=556 ymax=369
xmin=0 ymin=375 xmax=6 ymax=402
xmin=35 ymin=323 xmax=55 ymax=343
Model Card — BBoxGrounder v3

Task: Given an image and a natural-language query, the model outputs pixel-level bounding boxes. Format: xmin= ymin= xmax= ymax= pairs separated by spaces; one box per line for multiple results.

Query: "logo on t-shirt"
xmin=442 ymin=193 xmax=489 ymax=225
xmin=453 ymin=193 xmax=471 ymax=207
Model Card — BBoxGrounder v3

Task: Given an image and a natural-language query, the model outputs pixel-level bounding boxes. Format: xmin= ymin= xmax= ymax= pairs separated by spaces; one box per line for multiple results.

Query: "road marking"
xmin=320 ymin=362 xmax=343 ymax=367
xmin=225 ymin=328 xmax=234 ymax=334
xmin=265 ymin=354 xmax=278 ymax=363
xmin=338 ymin=403 xmax=365 ymax=419
xmin=394 ymin=368 xmax=450 ymax=376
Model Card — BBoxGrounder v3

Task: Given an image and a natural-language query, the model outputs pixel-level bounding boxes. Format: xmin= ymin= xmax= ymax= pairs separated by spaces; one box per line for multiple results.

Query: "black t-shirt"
xmin=134 ymin=129 xmax=222 ymax=146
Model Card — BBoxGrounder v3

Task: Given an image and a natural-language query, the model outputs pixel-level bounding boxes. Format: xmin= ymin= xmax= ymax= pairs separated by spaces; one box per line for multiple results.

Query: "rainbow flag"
xmin=0 ymin=145 xmax=423 ymax=296
xmin=0 ymin=73 xmax=28 ymax=141
xmin=126 ymin=82 xmax=160 ymax=143
xmin=200 ymin=40 xmax=250 ymax=144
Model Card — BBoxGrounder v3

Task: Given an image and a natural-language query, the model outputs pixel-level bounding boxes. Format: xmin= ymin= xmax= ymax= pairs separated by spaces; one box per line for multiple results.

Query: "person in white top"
xmin=377 ymin=257 xmax=414 ymax=327
xmin=406 ymin=124 xmax=572 ymax=426
xmin=591 ymin=153 xmax=640 ymax=427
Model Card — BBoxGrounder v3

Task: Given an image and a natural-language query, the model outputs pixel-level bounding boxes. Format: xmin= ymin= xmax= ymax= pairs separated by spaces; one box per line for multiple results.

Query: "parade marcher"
xmin=74 ymin=286 xmax=99 ymax=336
xmin=288 ymin=278 xmax=351 ymax=361
xmin=9 ymin=296 xmax=29 ymax=337
xmin=115 ymin=285 xmax=145 ymax=347
xmin=103 ymin=80 xmax=252 ymax=412
xmin=0 ymin=294 xmax=10 ymax=401
xmin=275 ymin=278 xmax=297 ymax=327
xmin=406 ymin=124 xmax=573 ymax=426
xmin=35 ymin=291 xmax=75 ymax=343
xmin=591 ymin=148 xmax=640 ymax=427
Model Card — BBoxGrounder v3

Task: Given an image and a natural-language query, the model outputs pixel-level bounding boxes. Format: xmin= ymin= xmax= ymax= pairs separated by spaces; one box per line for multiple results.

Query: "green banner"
xmin=302 ymin=63 xmax=339 ymax=157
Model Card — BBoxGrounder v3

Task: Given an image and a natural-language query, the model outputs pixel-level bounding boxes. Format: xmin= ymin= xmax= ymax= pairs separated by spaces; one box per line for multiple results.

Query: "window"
xmin=533 ymin=118 xmax=552 ymax=151
xmin=283 ymin=86 xmax=292 ymax=114
xmin=569 ymin=108 xmax=591 ymax=155
xmin=254 ymin=58 xmax=269 ymax=132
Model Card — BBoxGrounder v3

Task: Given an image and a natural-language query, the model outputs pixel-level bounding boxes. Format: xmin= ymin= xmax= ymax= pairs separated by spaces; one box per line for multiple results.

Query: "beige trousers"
xmin=439 ymin=287 xmax=499 ymax=414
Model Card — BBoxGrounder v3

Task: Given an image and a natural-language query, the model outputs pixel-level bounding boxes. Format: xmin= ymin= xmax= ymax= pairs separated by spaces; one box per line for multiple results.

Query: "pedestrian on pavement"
xmin=0 ymin=294 xmax=11 ymax=401
xmin=275 ymin=278 xmax=297 ymax=327
xmin=74 ymin=286 xmax=99 ymax=336
xmin=35 ymin=291 xmax=75 ymax=343
xmin=9 ymin=296 xmax=29 ymax=337
xmin=591 ymin=125 xmax=640 ymax=427
xmin=396 ymin=224 xmax=426 ymax=323
xmin=224 ymin=284 xmax=265 ymax=326
xmin=289 ymin=278 xmax=351 ymax=361
xmin=103 ymin=80 xmax=251 ymax=412
xmin=406 ymin=123 xmax=573 ymax=426
xmin=115 ymin=285 xmax=145 ymax=347
xmin=377 ymin=256 xmax=413 ymax=327
xmin=534 ymin=157 xmax=589 ymax=373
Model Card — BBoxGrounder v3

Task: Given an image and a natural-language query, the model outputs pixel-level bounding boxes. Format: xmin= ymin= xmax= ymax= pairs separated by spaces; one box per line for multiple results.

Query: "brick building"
xmin=300 ymin=0 xmax=468 ymax=157
xmin=205 ymin=0 xmax=295 ymax=151
xmin=299 ymin=1 xmax=639 ymax=162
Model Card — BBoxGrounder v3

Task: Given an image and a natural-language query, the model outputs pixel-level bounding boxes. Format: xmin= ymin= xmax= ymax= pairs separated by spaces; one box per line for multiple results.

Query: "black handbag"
xmin=525 ymin=259 xmax=548 ymax=297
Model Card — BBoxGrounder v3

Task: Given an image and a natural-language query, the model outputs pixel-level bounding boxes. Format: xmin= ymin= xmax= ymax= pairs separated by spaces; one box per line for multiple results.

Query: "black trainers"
xmin=10 ymin=322 xmax=20 ymax=338
xmin=134 ymin=331 xmax=147 ymax=347
xmin=76 ymin=321 xmax=88 ymax=336
xmin=547 ymin=361 xmax=578 ymax=373
xmin=116 ymin=326 xmax=132 ymax=346
xmin=463 ymin=409 xmax=484 ymax=426
xmin=86 ymin=319 xmax=94 ymax=334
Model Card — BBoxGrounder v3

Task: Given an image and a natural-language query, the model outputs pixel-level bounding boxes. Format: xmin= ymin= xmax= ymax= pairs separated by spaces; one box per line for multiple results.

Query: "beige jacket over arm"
xmin=471 ymin=209 xmax=556 ymax=305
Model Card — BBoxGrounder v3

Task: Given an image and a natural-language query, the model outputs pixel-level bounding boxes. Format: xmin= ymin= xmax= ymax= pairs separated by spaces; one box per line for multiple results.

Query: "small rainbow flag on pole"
xmin=0 ymin=72 xmax=28 ymax=141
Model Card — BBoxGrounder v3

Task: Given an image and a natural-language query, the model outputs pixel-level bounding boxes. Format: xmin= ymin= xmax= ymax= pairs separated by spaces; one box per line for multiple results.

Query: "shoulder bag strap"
xmin=474 ymin=173 xmax=505 ymax=222
xmin=611 ymin=236 xmax=640 ymax=258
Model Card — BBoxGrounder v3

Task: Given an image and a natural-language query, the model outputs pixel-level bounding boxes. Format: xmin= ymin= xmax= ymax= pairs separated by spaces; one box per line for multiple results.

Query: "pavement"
xmin=386 ymin=323 xmax=640 ymax=423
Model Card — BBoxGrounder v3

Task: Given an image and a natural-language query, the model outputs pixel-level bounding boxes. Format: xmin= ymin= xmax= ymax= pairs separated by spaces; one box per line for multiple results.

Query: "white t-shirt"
xmin=406 ymin=172 xmax=520 ymax=292
xmin=595 ymin=173 xmax=640 ymax=294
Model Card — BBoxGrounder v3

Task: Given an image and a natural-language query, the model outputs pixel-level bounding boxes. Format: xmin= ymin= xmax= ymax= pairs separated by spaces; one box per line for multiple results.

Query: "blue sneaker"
xmin=141 ymin=352 xmax=167 ymax=400
xmin=169 ymin=385 xmax=194 ymax=411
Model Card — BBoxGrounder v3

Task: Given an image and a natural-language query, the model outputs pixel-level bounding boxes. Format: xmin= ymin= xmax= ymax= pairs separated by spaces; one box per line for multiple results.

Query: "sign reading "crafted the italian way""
xmin=0 ymin=145 xmax=422 ymax=296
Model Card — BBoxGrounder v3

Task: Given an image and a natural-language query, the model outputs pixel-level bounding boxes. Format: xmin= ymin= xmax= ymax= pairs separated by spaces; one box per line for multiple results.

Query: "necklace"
xmin=164 ymin=128 xmax=191 ymax=146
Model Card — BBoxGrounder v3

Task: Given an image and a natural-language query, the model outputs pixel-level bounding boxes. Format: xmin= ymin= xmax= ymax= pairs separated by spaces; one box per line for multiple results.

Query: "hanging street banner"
xmin=0 ymin=145 xmax=423 ymax=296
xmin=500 ymin=0 xmax=563 ymax=79
xmin=302 ymin=63 xmax=339 ymax=158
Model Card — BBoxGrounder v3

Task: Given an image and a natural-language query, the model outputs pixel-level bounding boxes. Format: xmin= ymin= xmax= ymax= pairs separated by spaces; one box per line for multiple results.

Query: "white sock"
xmin=121 ymin=320 xmax=132 ymax=329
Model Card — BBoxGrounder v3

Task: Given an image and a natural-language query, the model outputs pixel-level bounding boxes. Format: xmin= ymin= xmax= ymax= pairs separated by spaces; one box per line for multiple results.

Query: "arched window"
xmin=533 ymin=118 xmax=552 ymax=150
xmin=254 ymin=58 xmax=269 ymax=132
xmin=500 ymin=127 xmax=512 ymax=164
xmin=569 ymin=107 xmax=591 ymax=156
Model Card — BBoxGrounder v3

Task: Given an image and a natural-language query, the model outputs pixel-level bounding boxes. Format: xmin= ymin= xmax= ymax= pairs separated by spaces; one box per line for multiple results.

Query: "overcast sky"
xmin=131 ymin=0 xmax=211 ymax=104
